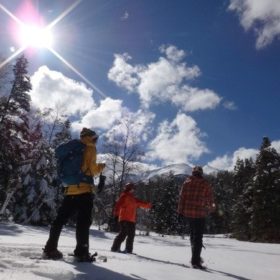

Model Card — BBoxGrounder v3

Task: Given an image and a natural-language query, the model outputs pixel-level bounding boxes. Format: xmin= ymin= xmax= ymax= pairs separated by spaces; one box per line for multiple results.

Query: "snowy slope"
xmin=144 ymin=163 xmax=192 ymax=181
xmin=0 ymin=222 xmax=279 ymax=280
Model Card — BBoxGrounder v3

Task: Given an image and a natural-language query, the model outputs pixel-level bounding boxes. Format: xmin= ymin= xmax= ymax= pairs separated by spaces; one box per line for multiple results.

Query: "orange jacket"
xmin=114 ymin=192 xmax=151 ymax=223
xmin=65 ymin=136 xmax=105 ymax=195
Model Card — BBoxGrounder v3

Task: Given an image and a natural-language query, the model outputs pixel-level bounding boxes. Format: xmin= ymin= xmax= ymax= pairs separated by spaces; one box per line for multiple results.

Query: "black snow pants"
xmin=45 ymin=193 xmax=94 ymax=256
xmin=111 ymin=221 xmax=136 ymax=253
xmin=188 ymin=217 xmax=205 ymax=265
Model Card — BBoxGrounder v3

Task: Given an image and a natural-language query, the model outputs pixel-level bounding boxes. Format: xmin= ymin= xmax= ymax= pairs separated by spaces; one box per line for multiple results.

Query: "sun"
xmin=19 ymin=24 xmax=53 ymax=49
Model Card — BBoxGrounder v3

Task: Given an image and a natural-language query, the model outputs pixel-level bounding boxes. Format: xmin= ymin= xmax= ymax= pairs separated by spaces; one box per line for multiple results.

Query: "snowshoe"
xmin=74 ymin=253 xmax=96 ymax=262
xmin=115 ymin=249 xmax=136 ymax=254
xmin=69 ymin=251 xmax=107 ymax=263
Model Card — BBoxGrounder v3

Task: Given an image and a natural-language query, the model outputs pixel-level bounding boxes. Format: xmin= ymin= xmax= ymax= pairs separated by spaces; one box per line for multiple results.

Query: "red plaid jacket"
xmin=177 ymin=175 xmax=214 ymax=218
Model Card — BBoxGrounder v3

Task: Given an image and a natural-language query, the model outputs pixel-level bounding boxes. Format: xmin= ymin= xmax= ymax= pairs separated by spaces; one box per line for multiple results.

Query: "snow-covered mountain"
xmin=98 ymin=153 xmax=218 ymax=184
xmin=126 ymin=163 xmax=192 ymax=183
xmin=98 ymin=154 xmax=192 ymax=182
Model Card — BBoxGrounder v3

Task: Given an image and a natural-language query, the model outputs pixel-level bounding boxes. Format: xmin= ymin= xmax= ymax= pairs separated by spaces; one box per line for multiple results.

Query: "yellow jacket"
xmin=65 ymin=136 xmax=104 ymax=195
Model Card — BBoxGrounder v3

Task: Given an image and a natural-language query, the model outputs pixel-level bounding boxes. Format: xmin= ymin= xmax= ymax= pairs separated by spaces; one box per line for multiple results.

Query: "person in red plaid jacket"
xmin=177 ymin=166 xmax=215 ymax=269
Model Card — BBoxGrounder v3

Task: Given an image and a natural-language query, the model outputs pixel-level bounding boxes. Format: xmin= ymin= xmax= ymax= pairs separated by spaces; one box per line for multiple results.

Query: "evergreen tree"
xmin=13 ymin=122 xmax=57 ymax=225
xmin=13 ymin=116 xmax=74 ymax=224
xmin=207 ymin=171 xmax=234 ymax=234
xmin=150 ymin=173 xmax=181 ymax=235
xmin=231 ymin=158 xmax=255 ymax=240
xmin=251 ymin=137 xmax=280 ymax=242
xmin=135 ymin=182 xmax=153 ymax=235
xmin=0 ymin=55 xmax=32 ymax=217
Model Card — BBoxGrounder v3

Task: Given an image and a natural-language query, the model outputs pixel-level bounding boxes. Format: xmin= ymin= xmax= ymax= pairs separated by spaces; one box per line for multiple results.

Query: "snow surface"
xmin=0 ymin=222 xmax=279 ymax=280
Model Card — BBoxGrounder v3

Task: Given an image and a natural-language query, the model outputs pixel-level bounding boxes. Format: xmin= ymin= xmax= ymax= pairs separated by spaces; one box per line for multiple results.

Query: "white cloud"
xmin=147 ymin=113 xmax=209 ymax=165
xmin=71 ymin=98 xmax=155 ymax=144
xmin=30 ymin=66 xmax=95 ymax=115
xmin=207 ymin=147 xmax=258 ymax=171
xmin=108 ymin=53 xmax=140 ymax=92
xmin=108 ymin=45 xmax=221 ymax=111
xmin=71 ymin=98 xmax=124 ymax=132
xmin=30 ymin=66 xmax=154 ymax=143
xmin=159 ymin=44 xmax=186 ymax=62
xmin=272 ymin=140 xmax=280 ymax=153
xmin=137 ymin=56 xmax=201 ymax=106
xmin=121 ymin=11 xmax=129 ymax=21
xmin=126 ymin=109 xmax=155 ymax=141
xmin=207 ymin=139 xmax=280 ymax=171
xmin=171 ymin=85 xmax=222 ymax=112
xmin=223 ymin=101 xmax=237 ymax=110
xmin=104 ymin=109 xmax=155 ymax=144
xmin=229 ymin=0 xmax=280 ymax=48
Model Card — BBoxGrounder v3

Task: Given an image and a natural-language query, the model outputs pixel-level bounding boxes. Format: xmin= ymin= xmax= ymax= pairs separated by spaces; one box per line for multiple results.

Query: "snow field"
xmin=0 ymin=223 xmax=279 ymax=280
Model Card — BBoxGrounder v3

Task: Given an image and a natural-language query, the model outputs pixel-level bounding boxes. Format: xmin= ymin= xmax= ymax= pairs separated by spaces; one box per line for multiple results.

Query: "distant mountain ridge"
xmin=99 ymin=153 xmax=219 ymax=184
xmin=126 ymin=163 xmax=193 ymax=183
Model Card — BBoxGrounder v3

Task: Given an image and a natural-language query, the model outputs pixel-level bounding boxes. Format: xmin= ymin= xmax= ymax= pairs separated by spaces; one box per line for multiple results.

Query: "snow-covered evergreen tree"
xmin=231 ymin=158 xmax=255 ymax=240
xmin=0 ymin=55 xmax=32 ymax=218
xmin=251 ymin=137 xmax=280 ymax=242
xmin=13 ymin=116 xmax=73 ymax=225
xmin=206 ymin=171 xmax=234 ymax=234
xmin=13 ymin=122 xmax=57 ymax=224
xmin=150 ymin=173 xmax=181 ymax=235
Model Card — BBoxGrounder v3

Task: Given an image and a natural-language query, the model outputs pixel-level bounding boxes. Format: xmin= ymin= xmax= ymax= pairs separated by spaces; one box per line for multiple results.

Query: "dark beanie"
xmin=124 ymin=182 xmax=135 ymax=192
xmin=192 ymin=165 xmax=203 ymax=176
xmin=80 ymin=127 xmax=98 ymax=139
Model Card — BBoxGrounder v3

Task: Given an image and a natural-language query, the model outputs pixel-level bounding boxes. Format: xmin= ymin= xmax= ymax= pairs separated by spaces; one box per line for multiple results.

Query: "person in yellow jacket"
xmin=43 ymin=128 xmax=105 ymax=261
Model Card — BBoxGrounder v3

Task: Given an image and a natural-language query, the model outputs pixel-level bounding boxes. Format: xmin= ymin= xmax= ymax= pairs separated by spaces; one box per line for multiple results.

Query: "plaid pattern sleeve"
xmin=178 ymin=176 xmax=214 ymax=218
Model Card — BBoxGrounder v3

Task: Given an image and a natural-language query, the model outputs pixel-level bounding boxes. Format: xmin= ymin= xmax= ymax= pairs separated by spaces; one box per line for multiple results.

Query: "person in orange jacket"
xmin=111 ymin=182 xmax=151 ymax=254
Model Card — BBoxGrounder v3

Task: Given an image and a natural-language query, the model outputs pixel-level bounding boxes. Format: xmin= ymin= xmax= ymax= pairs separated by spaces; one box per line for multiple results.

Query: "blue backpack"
xmin=55 ymin=139 xmax=93 ymax=185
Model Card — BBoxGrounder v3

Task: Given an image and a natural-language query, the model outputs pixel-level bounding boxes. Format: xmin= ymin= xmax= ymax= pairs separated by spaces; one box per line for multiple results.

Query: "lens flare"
xmin=19 ymin=24 xmax=53 ymax=48
xmin=0 ymin=0 xmax=106 ymax=98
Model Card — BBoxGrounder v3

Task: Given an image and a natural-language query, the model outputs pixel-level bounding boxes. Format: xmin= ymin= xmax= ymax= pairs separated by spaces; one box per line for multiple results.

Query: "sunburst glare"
xmin=0 ymin=0 xmax=105 ymax=98
xmin=18 ymin=24 xmax=53 ymax=49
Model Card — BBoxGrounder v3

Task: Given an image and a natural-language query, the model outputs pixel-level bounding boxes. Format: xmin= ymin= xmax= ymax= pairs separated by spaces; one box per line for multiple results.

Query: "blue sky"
xmin=0 ymin=0 xmax=280 ymax=171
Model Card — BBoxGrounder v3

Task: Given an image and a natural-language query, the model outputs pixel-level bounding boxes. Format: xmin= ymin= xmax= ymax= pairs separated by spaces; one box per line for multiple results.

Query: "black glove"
xmin=97 ymin=173 xmax=106 ymax=193
xmin=177 ymin=213 xmax=185 ymax=223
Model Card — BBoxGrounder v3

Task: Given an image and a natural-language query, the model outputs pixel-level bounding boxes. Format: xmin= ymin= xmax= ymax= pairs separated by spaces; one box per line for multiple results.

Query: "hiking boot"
xmin=190 ymin=257 xmax=204 ymax=264
xmin=192 ymin=263 xmax=207 ymax=270
xmin=43 ymin=248 xmax=63 ymax=260
xmin=124 ymin=249 xmax=135 ymax=254
xmin=111 ymin=248 xmax=121 ymax=252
